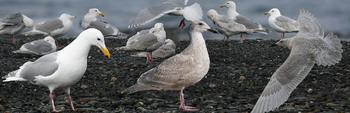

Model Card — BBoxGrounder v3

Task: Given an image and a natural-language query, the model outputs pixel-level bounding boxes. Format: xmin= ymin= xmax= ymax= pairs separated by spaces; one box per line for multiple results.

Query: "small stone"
xmin=111 ymin=77 xmax=117 ymax=82
xmin=326 ymin=103 xmax=335 ymax=107
xmin=137 ymin=107 xmax=147 ymax=112
xmin=238 ymin=81 xmax=243 ymax=84
xmin=134 ymin=102 xmax=144 ymax=107
xmin=109 ymin=82 xmax=115 ymax=85
xmin=79 ymin=99 xmax=89 ymax=103
xmin=81 ymin=84 xmax=88 ymax=89
xmin=209 ymin=84 xmax=216 ymax=88
xmin=88 ymin=100 xmax=99 ymax=105
xmin=343 ymin=87 xmax=350 ymax=92
xmin=239 ymin=76 xmax=246 ymax=81
xmin=0 ymin=105 xmax=3 ymax=109
xmin=150 ymin=103 xmax=159 ymax=108
xmin=307 ymin=88 xmax=313 ymax=93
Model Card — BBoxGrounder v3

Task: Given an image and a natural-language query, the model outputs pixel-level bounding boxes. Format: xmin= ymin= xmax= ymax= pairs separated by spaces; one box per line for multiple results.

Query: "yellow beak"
xmin=159 ymin=27 xmax=162 ymax=30
xmin=72 ymin=16 xmax=77 ymax=18
xmin=264 ymin=12 xmax=270 ymax=15
xmin=100 ymin=46 xmax=110 ymax=58
xmin=99 ymin=13 xmax=105 ymax=17
xmin=220 ymin=5 xmax=226 ymax=8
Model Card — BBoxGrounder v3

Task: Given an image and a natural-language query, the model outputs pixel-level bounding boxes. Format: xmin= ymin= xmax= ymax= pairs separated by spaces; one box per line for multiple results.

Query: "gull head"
xmin=154 ymin=23 xmax=164 ymax=30
xmin=44 ymin=36 xmax=56 ymax=44
xmin=274 ymin=38 xmax=291 ymax=48
xmin=190 ymin=20 xmax=217 ymax=34
xmin=89 ymin=8 xmax=105 ymax=17
xmin=60 ymin=13 xmax=76 ymax=19
xmin=207 ymin=9 xmax=219 ymax=22
xmin=81 ymin=28 xmax=110 ymax=58
xmin=164 ymin=39 xmax=176 ymax=49
xmin=264 ymin=8 xmax=281 ymax=16
xmin=220 ymin=1 xmax=236 ymax=9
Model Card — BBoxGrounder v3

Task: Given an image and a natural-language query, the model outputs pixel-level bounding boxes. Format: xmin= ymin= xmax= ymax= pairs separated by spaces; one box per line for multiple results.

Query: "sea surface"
xmin=0 ymin=0 xmax=349 ymax=40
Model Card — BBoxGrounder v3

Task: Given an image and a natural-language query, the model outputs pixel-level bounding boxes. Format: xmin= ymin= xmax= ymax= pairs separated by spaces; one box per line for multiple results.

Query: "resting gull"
xmin=129 ymin=0 xmax=203 ymax=29
xmin=82 ymin=8 xmax=127 ymax=37
xmin=122 ymin=20 xmax=217 ymax=111
xmin=207 ymin=9 xmax=253 ymax=40
xmin=22 ymin=13 xmax=76 ymax=49
xmin=0 ymin=13 xmax=33 ymax=44
xmin=251 ymin=9 xmax=343 ymax=113
xmin=3 ymin=28 xmax=111 ymax=112
xmin=116 ymin=23 xmax=166 ymax=63
xmin=265 ymin=8 xmax=299 ymax=39
xmin=131 ymin=39 xmax=176 ymax=58
xmin=13 ymin=36 xmax=56 ymax=55
xmin=220 ymin=1 xmax=270 ymax=43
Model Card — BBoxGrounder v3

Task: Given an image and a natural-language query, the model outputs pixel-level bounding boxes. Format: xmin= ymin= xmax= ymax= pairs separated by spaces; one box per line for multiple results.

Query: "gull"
xmin=122 ymin=20 xmax=217 ymax=111
xmin=22 ymin=13 xmax=76 ymax=49
xmin=251 ymin=10 xmax=343 ymax=113
xmin=0 ymin=13 xmax=33 ymax=44
xmin=3 ymin=28 xmax=111 ymax=112
xmin=13 ymin=36 xmax=56 ymax=55
xmin=82 ymin=8 xmax=127 ymax=37
xmin=129 ymin=0 xmax=203 ymax=29
xmin=131 ymin=39 xmax=176 ymax=58
xmin=265 ymin=8 xmax=299 ymax=39
xmin=116 ymin=23 xmax=166 ymax=63
xmin=220 ymin=1 xmax=270 ymax=43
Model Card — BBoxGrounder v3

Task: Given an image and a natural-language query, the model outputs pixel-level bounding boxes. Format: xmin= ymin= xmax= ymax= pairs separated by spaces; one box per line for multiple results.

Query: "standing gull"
xmin=129 ymin=0 xmax=203 ymax=29
xmin=116 ymin=23 xmax=166 ymax=63
xmin=22 ymin=13 xmax=76 ymax=49
xmin=265 ymin=8 xmax=299 ymax=39
xmin=207 ymin=9 xmax=253 ymax=40
xmin=251 ymin=10 xmax=343 ymax=113
xmin=131 ymin=39 xmax=176 ymax=58
xmin=122 ymin=20 xmax=217 ymax=111
xmin=82 ymin=8 xmax=127 ymax=37
xmin=0 ymin=13 xmax=33 ymax=44
xmin=220 ymin=1 xmax=270 ymax=43
xmin=13 ymin=36 xmax=57 ymax=55
xmin=3 ymin=28 xmax=111 ymax=112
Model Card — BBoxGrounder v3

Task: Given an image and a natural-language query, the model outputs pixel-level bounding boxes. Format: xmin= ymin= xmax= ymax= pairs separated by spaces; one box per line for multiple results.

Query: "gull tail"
xmin=255 ymin=27 xmax=271 ymax=34
xmin=316 ymin=32 xmax=343 ymax=66
xmin=182 ymin=3 xmax=203 ymax=21
xmin=3 ymin=61 xmax=33 ymax=82
xmin=121 ymin=83 xmax=153 ymax=94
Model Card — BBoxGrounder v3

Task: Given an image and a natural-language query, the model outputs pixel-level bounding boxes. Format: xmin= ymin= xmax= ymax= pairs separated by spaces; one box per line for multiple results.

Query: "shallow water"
xmin=0 ymin=0 xmax=349 ymax=40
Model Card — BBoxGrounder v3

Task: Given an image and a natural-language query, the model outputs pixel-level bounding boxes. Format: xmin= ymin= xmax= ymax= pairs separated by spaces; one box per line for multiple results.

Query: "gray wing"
xmin=216 ymin=17 xmax=251 ymax=34
xmin=35 ymin=19 xmax=64 ymax=33
xmin=87 ymin=19 xmax=115 ymax=36
xmin=19 ymin=52 xmax=59 ymax=81
xmin=275 ymin=16 xmax=298 ymax=31
xmin=168 ymin=0 xmax=188 ymax=5
xmin=234 ymin=15 xmax=261 ymax=29
xmin=296 ymin=9 xmax=323 ymax=38
xmin=152 ymin=45 xmax=176 ymax=58
xmin=127 ymin=33 xmax=159 ymax=51
xmin=23 ymin=39 xmax=53 ymax=54
xmin=0 ymin=13 xmax=23 ymax=30
xmin=252 ymin=45 xmax=316 ymax=113
xmin=128 ymin=1 xmax=181 ymax=28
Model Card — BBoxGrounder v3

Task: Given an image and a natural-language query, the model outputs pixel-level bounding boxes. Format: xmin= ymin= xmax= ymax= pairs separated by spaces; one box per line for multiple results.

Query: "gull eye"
xmin=199 ymin=23 xmax=203 ymax=26
xmin=227 ymin=3 xmax=229 ymax=4
xmin=97 ymin=38 xmax=101 ymax=41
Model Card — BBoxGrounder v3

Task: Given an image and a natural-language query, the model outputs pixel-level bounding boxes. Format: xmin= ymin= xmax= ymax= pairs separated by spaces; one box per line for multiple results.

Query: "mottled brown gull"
xmin=3 ymin=28 xmax=111 ymax=112
xmin=116 ymin=23 xmax=166 ymax=63
xmin=122 ymin=20 xmax=217 ymax=111
xmin=251 ymin=9 xmax=343 ymax=113
xmin=0 ymin=13 xmax=33 ymax=44
xmin=82 ymin=8 xmax=127 ymax=37
xmin=13 ymin=36 xmax=56 ymax=55
xmin=131 ymin=39 xmax=176 ymax=58
xmin=22 ymin=13 xmax=76 ymax=49
xmin=128 ymin=0 xmax=203 ymax=29
xmin=220 ymin=1 xmax=270 ymax=43
xmin=265 ymin=8 xmax=299 ymax=39
xmin=207 ymin=9 xmax=253 ymax=40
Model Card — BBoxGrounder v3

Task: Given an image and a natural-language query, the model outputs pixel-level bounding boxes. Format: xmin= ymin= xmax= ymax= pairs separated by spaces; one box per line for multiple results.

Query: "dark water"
xmin=0 ymin=0 xmax=349 ymax=40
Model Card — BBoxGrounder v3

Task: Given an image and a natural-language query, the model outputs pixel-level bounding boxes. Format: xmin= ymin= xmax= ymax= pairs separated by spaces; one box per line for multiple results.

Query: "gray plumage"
xmin=13 ymin=36 xmax=57 ymax=55
xmin=129 ymin=0 xmax=202 ymax=28
xmin=0 ymin=13 xmax=33 ymax=44
xmin=131 ymin=39 xmax=176 ymax=58
xmin=122 ymin=20 xmax=214 ymax=111
xmin=251 ymin=9 xmax=343 ymax=113
xmin=265 ymin=8 xmax=299 ymax=39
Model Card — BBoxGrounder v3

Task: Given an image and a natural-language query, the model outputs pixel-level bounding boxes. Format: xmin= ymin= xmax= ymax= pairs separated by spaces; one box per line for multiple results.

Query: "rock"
xmin=209 ymin=84 xmax=217 ymax=88
xmin=79 ymin=98 xmax=89 ymax=103
xmin=307 ymin=88 xmax=313 ymax=93
xmin=239 ymin=76 xmax=246 ymax=81
xmin=111 ymin=77 xmax=118 ymax=81
xmin=326 ymin=103 xmax=335 ymax=107
xmin=88 ymin=100 xmax=99 ymax=105
xmin=81 ymin=84 xmax=88 ymax=89
xmin=343 ymin=87 xmax=350 ymax=93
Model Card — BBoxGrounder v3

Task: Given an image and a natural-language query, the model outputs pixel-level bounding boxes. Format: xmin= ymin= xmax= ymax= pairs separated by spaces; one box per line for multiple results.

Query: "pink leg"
xmin=12 ymin=35 xmax=19 ymax=45
xmin=67 ymin=94 xmax=75 ymax=110
xmin=50 ymin=93 xmax=62 ymax=112
xmin=282 ymin=33 xmax=285 ymax=39
xmin=179 ymin=89 xmax=199 ymax=111
xmin=149 ymin=52 xmax=154 ymax=61
xmin=55 ymin=38 xmax=65 ymax=49
xmin=146 ymin=53 xmax=152 ymax=63
xmin=179 ymin=18 xmax=186 ymax=29
xmin=238 ymin=34 xmax=243 ymax=43
xmin=222 ymin=36 xmax=226 ymax=40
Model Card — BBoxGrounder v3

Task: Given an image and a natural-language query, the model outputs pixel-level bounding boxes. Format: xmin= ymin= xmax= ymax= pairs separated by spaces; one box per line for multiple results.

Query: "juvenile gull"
xmin=13 ymin=36 xmax=57 ymax=55
xmin=129 ymin=0 xmax=203 ymax=29
xmin=0 ymin=13 xmax=33 ymax=44
xmin=265 ymin=8 xmax=299 ymax=39
xmin=82 ymin=8 xmax=127 ymax=37
xmin=122 ymin=20 xmax=217 ymax=111
xmin=220 ymin=1 xmax=270 ymax=43
xmin=3 ymin=28 xmax=111 ymax=112
xmin=207 ymin=9 xmax=253 ymax=40
xmin=131 ymin=39 xmax=176 ymax=58
xmin=251 ymin=10 xmax=343 ymax=113
xmin=22 ymin=13 xmax=76 ymax=49
xmin=116 ymin=23 xmax=166 ymax=63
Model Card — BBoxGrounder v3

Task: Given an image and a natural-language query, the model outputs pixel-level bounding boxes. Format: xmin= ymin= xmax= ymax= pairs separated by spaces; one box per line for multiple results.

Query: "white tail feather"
xmin=182 ymin=3 xmax=203 ymax=21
